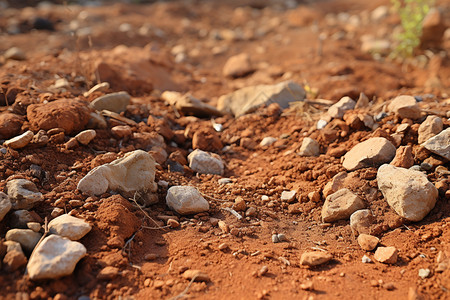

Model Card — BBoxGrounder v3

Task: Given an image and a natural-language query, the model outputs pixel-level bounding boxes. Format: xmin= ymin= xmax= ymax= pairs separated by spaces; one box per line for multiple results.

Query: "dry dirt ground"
xmin=0 ymin=0 xmax=450 ymax=299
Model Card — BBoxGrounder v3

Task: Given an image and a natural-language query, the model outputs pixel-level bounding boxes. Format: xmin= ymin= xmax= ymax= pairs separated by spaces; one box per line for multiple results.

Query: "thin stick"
xmin=221 ymin=207 xmax=243 ymax=220
xmin=130 ymin=193 xmax=167 ymax=230
xmin=169 ymin=274 xmax=199 ymax=300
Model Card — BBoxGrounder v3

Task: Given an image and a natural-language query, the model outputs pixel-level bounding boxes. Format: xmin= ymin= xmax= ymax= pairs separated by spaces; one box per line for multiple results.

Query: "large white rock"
xmin=5 ymin=229 xmax=42 ymax=253
xmin=188 ymin=149 xmax=224 ymax=175
xmin=77 ymin=150 xmax=158 ymax=205
xmin=321 ymin=188 xmax=365 ymax=223
xmin=48 ymin=214 xmax=92 ymax=240
xmin=327 ymin=96 xmax=356 ymax=119
xmin=421 ymin=127 xmax=450 ymax=160
xmin=166 ymin=186 xmax=209 ymax=215
xmin=377 ymin=164 xmax=438 ymax=221
xmin=387 ymin=95 xmax=421 ymax=120
xmin=0 ymin=192 xmax=12 ymax=221
xmin=6 ymin=179 xmax=43 ymax=210
xmin=418 ymin=115 xmax=443 ymax=144
xmin=217 ymin=81 xmax=305 ymax=117
xmin=342 ymin=137 xmax=396 ymax=171
xmin=298 ymin=137 xmax=320 ymax=156
xmin=27 ymin=235 xmax=86 ymax=280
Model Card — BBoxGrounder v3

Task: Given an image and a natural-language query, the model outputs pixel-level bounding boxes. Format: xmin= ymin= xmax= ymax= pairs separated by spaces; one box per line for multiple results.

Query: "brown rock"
xmin=357 ymin=234 xmax=379 ymax=251
xmin=390 ymin=145 xmax=414 ymax=168
xmin=3 ymin=250 xmax=27 ymax=271
xmin=192 ymin=128 xmax=223 ymax=152
xmin=300 ymin=251 xmax=333 ymax=267
xmin=223 ymin=53 xmax=254 ymax=78
xmin=97 ymin=266 xmax=119 ymax=280
xmin=27 ymin=99 xmax=91 ymax=135
xmin=233 ymin=197 xmax=247 ymax=212
xmin=387 ymin=95 xmax=421 ymax=120
xmin=321 ymin=188 xmax=365 ymax=223
xmin=111 ymin=125 xmax=132 ymax=139
xmin=182 ymin=270 xmax=210 ymax=282
xmin=418 ymin=115 xmax=443 ymax=144
xmin=0 ymin=113 xmax=24 ymax=140
xmin=374 ymin=246 xmax=398 ymax=264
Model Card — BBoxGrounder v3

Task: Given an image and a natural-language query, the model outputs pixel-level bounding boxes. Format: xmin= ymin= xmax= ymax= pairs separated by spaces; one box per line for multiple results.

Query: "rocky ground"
xmin=0 ymin=0 xmax=449 ymax=299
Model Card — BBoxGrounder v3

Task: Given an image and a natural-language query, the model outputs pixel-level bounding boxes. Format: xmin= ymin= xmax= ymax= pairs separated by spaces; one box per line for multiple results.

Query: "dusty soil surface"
xmin=0 ymin=0 xmax=449 ymax=299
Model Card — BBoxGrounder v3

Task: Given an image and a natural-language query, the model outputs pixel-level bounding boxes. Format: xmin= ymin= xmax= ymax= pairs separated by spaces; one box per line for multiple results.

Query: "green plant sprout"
xmin=391 ymin=0 xmax=435 ymax=58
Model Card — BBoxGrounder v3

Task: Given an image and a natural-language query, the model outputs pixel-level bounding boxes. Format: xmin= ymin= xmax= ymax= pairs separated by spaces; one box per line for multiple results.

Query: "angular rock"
xmin=223 ymin=53 xmax=254 ymax=78
xmin=48 ymin=214 xmax=92 ymax=241
xmin=4 ymin=130 xmax=34 ymax=149
xmin=342 ymin=137 xmax=396 ymax=171
xmin=323 ymin=171 xmax=348 ymax=198
xmin=418 ymin=116 xmax=443 ymax=144
xmin=3 ymin=250 xmax=27 ymax=271
xmin=75 ymin=129 xmax=96 ymax=145
xmin=260 ymin=137 xmax=277 ymax=147
xmin=27 ymin=99 xmax=91 ymax=135
xmin=166 ymin=186 xmax=209 ymax=215
xmin=357 ymin=234 xmax=379 ymax=251
xmin=187 ymin=149 xmax=224 ymax=175
xmin=350 ymin=209 xmax=374 ymax=235
xmin=327 ymin=96 xmax=356 ymax=119
xmin=387 ymin=95 xmax=421 ymax=120
xmin=161 ymin=91 xmax=222 ymax=117
xmin=77 ymin=150 xmax=158 ymax=205
xmin=0 ymin=192 xmax=12 ymax=222
xmin=280 ymin=190 xmax=296 ymax=202
xmin=321 ymin=188 xmax=365 ymax=223
xmin=422 ymin=127 xmax=450 ymax=160
xmin=300 ymin=251 xmax=333 ymax=267
xmin=217 ymin=81 xmax=305 ymax=117
xmin=5 ymin=229 xmax=42 ymax=253
xmin=298 ymin=137 xmax=320 ymax=156
xmin=377 ymin=164 xmax=438 ymax=221
xmin=192 ymin=128 xmax=223 ymax=152
xmin=90 ymin=91 xmax=130 ymax=113
xmin=6 ymin=179 xmax=43 ymax=210
xmin=390 ymin=145 xmax=414 ymax=168
xmin=374 ymin=246 xmax=398 ymax=264
xmin=0 ymin=113 xmax=23 ymax=140
xmin=27 ymin=235 xmax=86 ymax=280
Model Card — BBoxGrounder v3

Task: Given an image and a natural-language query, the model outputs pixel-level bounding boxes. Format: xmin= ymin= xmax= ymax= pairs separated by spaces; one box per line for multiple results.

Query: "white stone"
xmin=0 ymin=192 xmax=12 ymax=222
xmin=418 ymin=268 xmax=431 ymax=279
xmin=48 ymin=214 xmax=92 ymax=241
xmin=75 ymin=129 xmax=96 ymax=145
xmin=321 ymin=188 xmax=365 ymax=223
xmin=166 ymin=186 xmax=209 ymax=215
xmin=342 ymin=137 xmax=396 ymax=171
xmin=327 ymin=96 xmax=356 ymax=119
xmin=5 ymin=229 xmax=42 ymax=253
xmin=350 ymin=209 xmax=374 ymax=235
xmin=187 ymin=149 xmax=224 ymax=175
xmin=422 ymin=127 xmax=450 ymax=160
xmin=4 ymin=130 xmax=34 ymax=149
xmin=298 ymin=137 xmax=320 ymax=156
xmin=77 ymin=150 xmax=158 ymax=205
xmin=377 ymin=164 xmax=438 ymax=221
xmin=6 ymin=179 xmax=43 ymax=210
xmin=27 ymin=235 xmax=86 ymax=280
xmin=280 ymin=190 xmax=296 ymax=202
xmin=90 ymin=91 xmax=130 ymax=113
xmin=418 ymin=116 xmax=443 ymax=144
xmin=387 ymin=95 xmax=421 ymax=120
xmin=260 ymin=137 xmax=277 ymax=147
xmin=362 ymin=255 xmax=372 ymax=263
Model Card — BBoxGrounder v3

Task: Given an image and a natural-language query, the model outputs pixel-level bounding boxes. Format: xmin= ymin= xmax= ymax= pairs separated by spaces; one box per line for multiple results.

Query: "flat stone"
xmin=300 ymin=251 xmax=333 ymax=267
xmin=422 ymin=127 xmax=450 ymax=160
xmin=327 ymin=96 xmax=356 ymax=119
xmin=387 ymin=95 xmax=421 ymax=120
xmin=90 ymin=91 xmax=130 ymax=113
xmin=342 ymin=137 xmax=396 ymax=171
xmin=0 ymin=192 xmax=12 ymax=222
xmin=166 ymin=186 xmax=209 ymax=215
xmin=350 ymin=209 xmax=374 ymax=235
xmin=161 ymin=91 xmax=223 ymax=117
xmin=390 ymin=145 xmax=414 ymax=168
xmin=6 ymin=179 xmax=43 ymax=210
xmin=5 ymin=229 xmax=42 ymax=253
xmin=374 ymin=246 xmax=398 ymax=264
xmin=377 ymin=164 xmax=438 ymax=221
xmin=27 ymin=235 xmax=86 ymax=280
xmin=217 ymin=81 xmax=305 ymax=117
xmin=298 ymin=137 xmax=320 ymax=156
xmin=4 ymin=130 xmax=34 ymax=149
xmin=321 ymin=188 xmax=365 ymax=223
xmin=75 ymin=129 xmax=96 ymax=145
xmin=77 ymin=150 xmax=158 ymax=206
xmin=418 ymin=115 xmax=443 ymax=144
xmin=357 ymin=234 xmax=379 ymax=251
xmin=280 ymin=190 xmax=296 ymax=202
xmin=187 ymin=149 xmax=224 ymax=175
xmin=4 ymin=47 xmax=26 ymax=60
xmin=111 ymin=125 xmax=132 ymax=139
xmin=48 ymin=214 xmax=92 ymax=241
xmin=223 ymin=53 xmax=254 ymax=78
xmin=0 ymin=113 xmax=23 ymax=140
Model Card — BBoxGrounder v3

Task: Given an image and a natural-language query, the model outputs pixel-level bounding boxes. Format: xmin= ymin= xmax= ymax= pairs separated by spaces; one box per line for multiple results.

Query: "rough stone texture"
xmin=418 ymin=115 xmax=443 ymax=144
xmin=188 ymin=149 xmax=224 ymax=175
xmin=77 ymin=150 xmax=158 ymax=206
xmin=387 ymin=95 xmax=421 ymax=120
xmin=166 ymin=186 xmax=209 ymax=215
xmin=75 ymin=129 xmax=96 ymax=145
xmin=377 ymin=164 xmax=438 ymax=221
xmin=111 ymin=125 xmax=132 ymax=139
xmin=217 ymin=81 xmax=305 ymax=117
xmin=350 ymin=209 xmax=374 ymax=235
xmin=90 ymin=91 xmax=131 ymax=113
xmin=48 ymin=214 xmax=92 ymax=241
xmin=192 ymin=128 xmax=223 ymax=152
xmin=27 ymin=235 xmax=86 ymax=280
xmin=342 ymin=137 xmax=396 ymax=171
xmin=357 ymin=234 xmax=379 ymax=251
xmin=6 ymin=179 xmax=43 ymax=210
xmin=161 ymin=91 xmax=223 ymax=117
xmin=280 ymin=190 xmax=296 ymax=202
xmin=0 ymin=113 xmax=23 ymax=140
xmin=390 ymin=145 xmax=414 ymax=168
xmin=223 ymin=53 xmax=254 ymax=78
xmin=421 ymin=127 xmax=450 ymax=160
xmin=3 ymin=250 xmax=27 ymax=271
xmin=0 ymin=192 xmax=12 ymax=222
xmin=322 ymin=188 xmax=365 ymax=223
xmin=27 ymin=99 xmax=91 ymax=135
xmin=327 ymin=96 xmax=356 ymax=119
xmin=374 ymin=246 xmax=398 ymax=264
xmin=323 ymin=171 xmax=348 ymax=198
xmin=5 ymin=229 xmax=42 ymax=253
xmin=97 ymin=266 xmax=120 ymax=280
xmin=4 ymin=130 xmax=34 ymax=149
xmin=300 ymin=251 xmax=333 ymax=266
xmin=298 ymin=137 xmax=320 ymax=156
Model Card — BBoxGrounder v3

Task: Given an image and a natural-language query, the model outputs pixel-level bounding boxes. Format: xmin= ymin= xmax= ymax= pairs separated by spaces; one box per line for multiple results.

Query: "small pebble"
xmin=167 ymin=219 xmax=180 ymax=228
xmin=144 ymin=253 xmax=158 ymax=261
xmin=277 ymin=233 xmax=288 ymax=242
xmin=418 ymin=268 xmax=431 ymax=279
xmin=362 ymin=255 xmax=372 ymax=263
xmin=218 ymin=178 xmax=232 ymax=184
xmin=258 ymin=265 xmax=268 ymax=277
xmin=272 ymin=234 xmax=280 ymax=243
xmin=383 ymin=282 xmax=396 ymax=291
xmin=218 ymin=243 xmax=229 ymax=251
